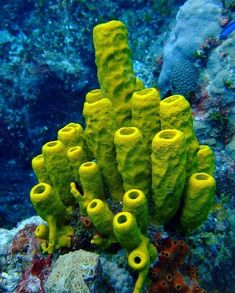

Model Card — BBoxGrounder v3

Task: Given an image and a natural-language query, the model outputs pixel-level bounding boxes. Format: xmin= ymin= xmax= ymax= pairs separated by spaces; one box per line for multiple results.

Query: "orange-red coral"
xmin=149 ymin=235 xmax=206 ymax=293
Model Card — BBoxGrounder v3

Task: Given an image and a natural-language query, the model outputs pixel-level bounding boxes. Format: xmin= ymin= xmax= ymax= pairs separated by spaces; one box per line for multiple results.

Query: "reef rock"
xmin=158 ymin=0 xmax=222 ymax=96
xmin=44 ymin=250 xmax=101 ymax=293
xmin=204 ymin=31 xmax=235 ymax=160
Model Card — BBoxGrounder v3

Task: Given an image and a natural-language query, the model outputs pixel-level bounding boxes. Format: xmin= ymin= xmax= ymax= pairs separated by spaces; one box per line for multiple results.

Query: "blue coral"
xmin=100 ymin=250 xmax=135 ymax=293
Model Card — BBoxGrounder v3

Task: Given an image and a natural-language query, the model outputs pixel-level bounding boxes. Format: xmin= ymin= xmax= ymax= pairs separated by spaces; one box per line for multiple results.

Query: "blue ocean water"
xmin=0 ymin=0 xmax=235 ymax=292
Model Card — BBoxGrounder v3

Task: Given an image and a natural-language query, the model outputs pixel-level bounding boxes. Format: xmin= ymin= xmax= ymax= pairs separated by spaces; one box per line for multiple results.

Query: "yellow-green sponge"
xmin=42 ymin=140 xmax=75 ymax=205
xmin=83 ymin=97 xmax=124 ymax=202
xmin=87 ymin=199 xmax=115 ymax=249
xmin=93 ymin=20 xmax=140 ymax=126
xmin=179 ymin=172 xmax=216 ymax=233
xmin=160 ymin=95 xmax=199 ymax=176
xmin=79 ymin=162 xmax=104 ymax=199
xmin=151 ymin=129 xmax=187 ymax=225
xmin=113 ymin=211 xmax=143 ymax=251
xmin=30 ymin=183 xmax=73 ymax=254
xmin=30 ymin=183 xmax=68 ymax=223
xmin=31 ymin=154 xmax=51 ymax=184
xmin=114 ymin=127 xmax=151 ymax=197
xmin=58 ymin=123 xmax=83 ymax=149
xmin=128 ymin=237 xmax=157 ymax=293
xmin=67 ymin=146 xmax=86 ymax=183
xmin=35 ymin=223 xmax=74 ymax=253
xmin=85 ymin=88 xmax=103 ymax=103
xmin=131 ymin=88 xmax=161 ymax=152
xmin=70 ymin=162 xmax=105 ymax=214
xmin=123 ymin=189 xmax=148 ymax=234
xmin=58 ymin=123 xmax=91 ymax=161
xmin=197 ymin=145 xmax=215 ymax=175
xmin=113 ymin=212 xmax=157 ymax=293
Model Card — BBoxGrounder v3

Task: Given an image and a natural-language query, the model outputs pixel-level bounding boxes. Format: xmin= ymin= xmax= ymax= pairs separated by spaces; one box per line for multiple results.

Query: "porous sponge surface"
xmin=114 ymin=127 xmax=151 ymax=196
xmin=93 ymin=20 xmax=137 ymax=126
xmin=83 ymin=98 xmax=124 ymax=201
xmin=151 ymin=129 xmax=187 ymax=224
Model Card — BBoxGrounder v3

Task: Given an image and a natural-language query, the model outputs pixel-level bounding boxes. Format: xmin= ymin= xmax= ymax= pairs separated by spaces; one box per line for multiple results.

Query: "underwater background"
xmin=0 ymin=0 xmax=235 ymax=292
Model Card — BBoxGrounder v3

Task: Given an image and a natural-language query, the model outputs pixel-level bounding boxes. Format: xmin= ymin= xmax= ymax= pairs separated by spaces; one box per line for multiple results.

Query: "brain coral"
xmin=158 ymin=0 xmax=221 ymax=97
xmin=44 ymin=250 xmax=100 ymax=293
xmin=171 ymin=58 xmax=199 ymax=96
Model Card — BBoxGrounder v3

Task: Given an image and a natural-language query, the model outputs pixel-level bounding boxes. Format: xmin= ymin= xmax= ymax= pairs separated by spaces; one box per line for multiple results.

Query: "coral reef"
xmin=202 ymin=31 xmax=235 ymax=160
xmin=100 ymin=250 xmax=135 ymax=293
xmin=1 ymin=0 xmax=235 ymax=292
xmin=28 ymin=20 xmax=217 ymax=293
xmin=1 ymin=0 xmax=187 ymax=228
xmin=0 ymin=217 xmax=45 ymax=292
xmin=149 ymin=235 xmax=206 ymax=292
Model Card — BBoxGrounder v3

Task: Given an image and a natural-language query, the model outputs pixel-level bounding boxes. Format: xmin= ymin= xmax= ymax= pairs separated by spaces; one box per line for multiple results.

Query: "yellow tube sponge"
xmin=128 ymin=237 xmax=157 ymax=293
xmin=42 ymin=140 xmax=75 ymax=205
xmin=131 ymin=88 xmax=161 ymax=152
xmin=58 ymin=122 xmax=92 ymax=161
xmin=83 ymin=97 xmax=124 ymax=202
xmin=123 ymin=189 xmax=148 ymax=234
xmin=151 ymin=129 xmax=187 ymax=225
xmin=35 ymin=224 xmax=49 ymax=240
xmin=179 ymin=172 xmax=216 ymax=233
xmin=113 ymin=212 xmax=157 ymax=293
xmin=113 ymin=212 xmax=142 ymax=251
xmin=70 ymin=162 xmax=105 ymax=214
xmin=160 ymin=95 xmax=199 ymax=176
xmin=58 ymin=123 xmax=83 ymax=149
xmin=114 ymin=127 xmax=151 ymax=196
xmin=93 ymin=20 xmax=140 ymax=126
xmin=30 ymin=183 xmax=69 ymax=223
xmin=79 ymin=162 xmax=104 ymax=199
xmin=36 ymin=224 xmax=74 ymax=253
xmin=31 ymin=154 xmax=51 ymax=184
xmin=67 ymin=146 xmax=86 ymax=183
xmin=30 ymin=183 xmax=73 ymax=253
xmin=87 ymin=199 xmax=116 ymax=249
xmin=85 ymin=88 xmax=103 ymax=103
xmin=197 ymin=145 xmax=215 ymax=175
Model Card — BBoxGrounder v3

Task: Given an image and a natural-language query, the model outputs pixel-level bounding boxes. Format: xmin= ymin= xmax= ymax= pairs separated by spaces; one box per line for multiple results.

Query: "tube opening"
xmin=119 ymin=127 xmax=136 ymax=136
xmin=134 ymin=256 xmax=141 ymax=264
xmin=159 ymin=130 xmax=177 ymax=140
xmin=128 ymin=190 xmax=139 ymax=200
xmin=90 ymin=201 xmax=97 ymax=209
xmin=68 ymin=146 xmax=79 ymax=153
xmin=195 ymin=174 xmax=209 ymax=181
xmin=83 ymin=162 xmax=93 ymax=167
xmin=67 ymin=123 xmax=77 ymax=128
xmin=46 ymin=141 xmax=58 ymax=148
xmin=61 ymin=127 xmax=73 ymax=133
xmin=163 ymin=95 xmax=181 ymax=103
xmin=175 ymin=284 xmax=182 ymax=291
xmin=167 ymin=274 xmax=172 ymax=282
xmin=137 ymin=88 xmax=153 ymax=95
xmin=34 ymin=185 xmax=46 ymax=194
xmin=117 ymin=214 xmax=127 ymax=224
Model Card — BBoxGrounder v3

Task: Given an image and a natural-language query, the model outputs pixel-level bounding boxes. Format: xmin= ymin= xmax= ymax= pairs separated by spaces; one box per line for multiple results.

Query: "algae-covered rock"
xmin=158 ymin=0 xmax=222 ymax=96
xmin=45 ymin=250 xmax=101 ymax=293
